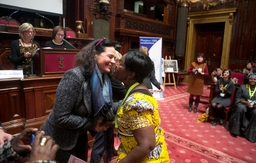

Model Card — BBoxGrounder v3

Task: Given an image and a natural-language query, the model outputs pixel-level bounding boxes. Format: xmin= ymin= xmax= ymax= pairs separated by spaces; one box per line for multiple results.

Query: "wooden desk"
xmin=0 ymin=76 xmax=96 ymax=148
xmin=38 ymin=49 xmax=80 ymax=77
xmin=0 ymin=76 xmax=62 ymax=134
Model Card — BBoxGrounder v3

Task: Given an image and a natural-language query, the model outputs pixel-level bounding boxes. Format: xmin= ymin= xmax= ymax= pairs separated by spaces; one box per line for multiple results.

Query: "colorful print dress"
xmin=116 ymin=92 xmax=170 ymax=163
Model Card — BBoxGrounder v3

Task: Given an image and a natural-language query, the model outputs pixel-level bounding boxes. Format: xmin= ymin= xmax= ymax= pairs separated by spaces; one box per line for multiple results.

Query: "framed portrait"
xmin=163 ymin=60 xmax=178 ymax=73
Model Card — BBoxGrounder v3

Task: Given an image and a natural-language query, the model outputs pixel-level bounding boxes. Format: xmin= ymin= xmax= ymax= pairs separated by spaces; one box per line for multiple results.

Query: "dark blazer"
xmin=143 ymin=69 xmax=161 ymax=90
xmin=41 ymin=67 xmax=121 ymax=150
xmin=10 ymin=39 xmax=40 ymax=69
xmin=41 ymin=67 xmax=95 ymax=150
xmin=44 ymin=40 xmax=74 ymax=49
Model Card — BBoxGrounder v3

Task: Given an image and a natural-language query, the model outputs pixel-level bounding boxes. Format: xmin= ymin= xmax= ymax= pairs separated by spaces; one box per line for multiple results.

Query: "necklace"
xmin=20 ymin=39 xmax=32 ymax=47
xmin=52 ymin=39 xmax=63 ymax=45
xmin=23 ymin=41 xmax=31 ymax=44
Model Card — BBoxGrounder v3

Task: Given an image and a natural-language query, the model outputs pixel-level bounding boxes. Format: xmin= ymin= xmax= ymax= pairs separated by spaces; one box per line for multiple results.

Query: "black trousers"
xmin=55 ymin=131 xmax=88 ymax=163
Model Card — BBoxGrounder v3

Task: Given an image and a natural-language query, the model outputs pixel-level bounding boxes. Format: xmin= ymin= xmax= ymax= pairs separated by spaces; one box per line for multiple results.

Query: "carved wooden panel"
xmin=0 ymin=79 xmax=25 ymax=134
xmin=229 ymin=0 xmax=256 ymax=69
xmin=0 ymin=89 xmax=24 ymax=122
xmin=0 ymin=77 xmax=61 ymax=134
xmin=189 ymin=0 xmax=237 ymax=12
xmin=116 ymin=12 xmax=174 ymax=40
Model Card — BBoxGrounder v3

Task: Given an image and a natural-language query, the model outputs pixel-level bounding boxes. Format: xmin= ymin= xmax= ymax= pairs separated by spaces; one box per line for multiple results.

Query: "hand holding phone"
xmin=29 ymin=131 xmax=59 ymax=162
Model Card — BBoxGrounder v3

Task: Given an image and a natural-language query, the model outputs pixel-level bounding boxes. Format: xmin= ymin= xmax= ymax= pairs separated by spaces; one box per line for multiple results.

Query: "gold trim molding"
xmin=184 ymin=8 xmax=236 ymax=74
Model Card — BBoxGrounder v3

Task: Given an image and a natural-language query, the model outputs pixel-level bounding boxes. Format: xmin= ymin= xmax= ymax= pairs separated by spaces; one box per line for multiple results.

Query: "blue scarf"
xmin=90 ymin=65 xmax=113 ymax=117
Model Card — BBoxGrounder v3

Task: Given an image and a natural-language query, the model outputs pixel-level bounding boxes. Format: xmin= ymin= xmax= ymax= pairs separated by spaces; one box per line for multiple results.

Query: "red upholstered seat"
xmin=8 ymin=20 xmax=20 ymax=26
xmin=231 ymin=70 xmax=245 ymax=85
xmin=223 ymin=87 xmax=237 ymax=126
xmin=0 ymin=19 xmax=8 ymax=25
xmin=65 ymin=27 xmax=76 ymax=38
xmin=0 ymin=16 xmax=20 ymax=26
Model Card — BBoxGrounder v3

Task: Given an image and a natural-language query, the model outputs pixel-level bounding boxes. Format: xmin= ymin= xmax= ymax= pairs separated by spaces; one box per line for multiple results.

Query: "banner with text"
xmin=140 ymin=37 xmax=164 ymax=100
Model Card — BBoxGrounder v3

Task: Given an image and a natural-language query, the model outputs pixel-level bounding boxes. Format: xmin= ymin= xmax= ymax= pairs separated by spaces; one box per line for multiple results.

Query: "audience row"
xmin=187 ymin=53 xmax=256 ymax=143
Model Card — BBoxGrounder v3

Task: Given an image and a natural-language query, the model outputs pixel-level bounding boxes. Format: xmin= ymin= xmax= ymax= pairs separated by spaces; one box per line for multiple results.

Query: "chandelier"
xmin=177 ymin=0 xmax=228 ymax=10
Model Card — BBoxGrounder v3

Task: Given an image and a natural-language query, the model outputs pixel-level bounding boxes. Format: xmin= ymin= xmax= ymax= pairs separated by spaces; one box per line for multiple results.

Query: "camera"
xmin=194 ymin=70 xmax=198 ymax=75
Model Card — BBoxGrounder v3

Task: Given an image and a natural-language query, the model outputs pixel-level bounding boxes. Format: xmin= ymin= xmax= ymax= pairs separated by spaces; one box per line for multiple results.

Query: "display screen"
xmin=0 ymin=0 xmax=63 ymax=15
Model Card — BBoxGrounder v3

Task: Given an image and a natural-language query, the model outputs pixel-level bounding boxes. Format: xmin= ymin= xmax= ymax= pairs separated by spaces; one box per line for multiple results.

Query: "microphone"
xmin=36 ymin=13 xmax=54 ymax=28
xmin=81 ymin=22 xmax=85 ymax=34
xmin=8 ymin=10 xmax=19 ymax=24
xmin=63 ymin=38 xmax=77 ymax=49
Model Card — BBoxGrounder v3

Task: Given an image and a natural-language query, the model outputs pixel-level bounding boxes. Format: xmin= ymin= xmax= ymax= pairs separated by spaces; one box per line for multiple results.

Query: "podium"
xmin=36 ymin=49 xmax=80 ymax=77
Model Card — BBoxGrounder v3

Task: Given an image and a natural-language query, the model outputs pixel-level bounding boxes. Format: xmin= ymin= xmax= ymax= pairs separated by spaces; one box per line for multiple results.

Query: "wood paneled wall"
xmin=229 ymin=0 xmax=256 ymax=70
xmin=1 ymin=0 xmax=255 ymax=71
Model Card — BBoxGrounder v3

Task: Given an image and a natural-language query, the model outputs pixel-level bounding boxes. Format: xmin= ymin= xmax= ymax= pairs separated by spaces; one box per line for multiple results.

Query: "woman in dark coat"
xmin=139 ymin=46 xmax=164 ymax=91
xmin=211 ymin=69 xmax=235 ymax=126
xmin=226 ymin=73 xmax=256 ymax=143
xmin=41 ymin=38 xmax=117 ymax=162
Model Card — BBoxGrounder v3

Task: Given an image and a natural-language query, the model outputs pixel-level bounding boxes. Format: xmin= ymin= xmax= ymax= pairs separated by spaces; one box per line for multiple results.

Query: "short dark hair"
xmin=222 ymin=68 xmax=232 ymax=79
xmin=52 ymin=26 xmax=65 ymax=39
xmin=195 ymin=53 xmax=205 ymax=64
xmin=124 ymin=50 xmax=154 ymax=83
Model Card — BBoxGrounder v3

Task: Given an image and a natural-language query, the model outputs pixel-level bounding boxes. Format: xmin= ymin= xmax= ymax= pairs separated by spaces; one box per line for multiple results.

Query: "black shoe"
xmin=212 ymin=119 xmax=218 ymax=126
xmin=230 ymin=133 xmax=237 ymax=138
xmin=193 ymin=106 xmax=198 ymax=113
xmin=219 ymin=119 xmax=223 ymax=125
xmin=188 ymin=106 xmax=192 ymax=112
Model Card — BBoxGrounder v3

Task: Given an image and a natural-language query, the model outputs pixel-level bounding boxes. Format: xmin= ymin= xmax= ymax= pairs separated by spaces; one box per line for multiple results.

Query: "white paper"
xmin=0 ymin=70 xmax=24 ymax=79
xmin=166 ymin=67 xmax=174 ymax=72
xmin=31 ymin=48 xmax=40 ymax=57
xmin=68 ymin=155 xmax=87 ymax=163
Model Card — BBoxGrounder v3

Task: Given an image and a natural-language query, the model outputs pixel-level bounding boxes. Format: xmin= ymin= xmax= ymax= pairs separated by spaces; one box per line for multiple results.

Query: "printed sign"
xmin=0 ymin=70 xmax=24 ymax=79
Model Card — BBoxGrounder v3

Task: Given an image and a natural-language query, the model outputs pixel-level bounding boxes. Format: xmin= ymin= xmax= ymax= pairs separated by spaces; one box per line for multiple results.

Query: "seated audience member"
xmin=0 ymin=127 xmax=59 ymax=162
xmin=45 ymin=26 xmax=75 ymax=49
xmin=243 ymin=62 xmax=253 ymax=78
xmin=139 ymin=46 xmax=164 ymax=92
xmin=113 ymin=50 xmax=170 ymax=162
xmin=210 ymin=68 xmax=222 ymax=83
xmin=10 ymin=22 xmax=40 ymax=75
xmin=211 ymin=69 xmax=235 ymax=126
xmin=225 ymin=73 xmax=256 ymax=143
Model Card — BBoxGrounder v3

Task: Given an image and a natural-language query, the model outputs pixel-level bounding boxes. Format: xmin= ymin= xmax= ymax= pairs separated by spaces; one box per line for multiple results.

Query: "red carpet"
xmin=159 ymin=83 xmax=256 ymax=163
